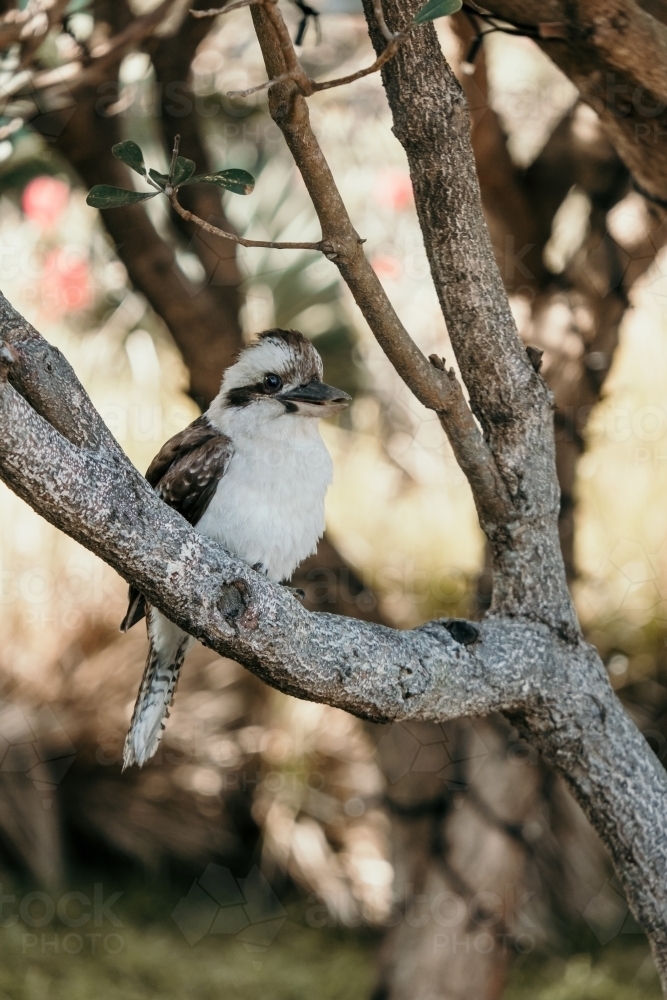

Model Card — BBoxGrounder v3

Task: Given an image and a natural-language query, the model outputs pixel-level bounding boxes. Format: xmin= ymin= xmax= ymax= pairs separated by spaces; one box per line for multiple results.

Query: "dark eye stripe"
xmin=226 ymin=384 xmax=260 ymax=407
xmin=226 ymin=379 xmax=282 ymax=407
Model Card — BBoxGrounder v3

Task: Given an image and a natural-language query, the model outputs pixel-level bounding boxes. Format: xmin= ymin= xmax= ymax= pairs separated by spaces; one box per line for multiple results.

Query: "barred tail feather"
xmin=123 ymin=611 xmax=192 ymax=770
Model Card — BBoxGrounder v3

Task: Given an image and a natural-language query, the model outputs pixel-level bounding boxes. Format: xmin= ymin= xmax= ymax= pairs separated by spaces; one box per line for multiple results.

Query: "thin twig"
xmin=145 ymin=172 xmax=164 ymax=192
xmin=227 ymin=42 xmax=404 ymax=99
xmin=239 ymin=34 xmax=407 ymax=99
xmin=169 ymin=191 xmax=324 ymax=251
xmin=169 ymin=105 xmax=324 ymax=252
xmin=311 ymin=35 xmax=404 ymax=91
xmin=227 ymin=71 xmax=291 ymax=98
xmin=372 ymin=0 xmax=398 ymax=42
xmin=229 ymin=25 xmax=408 ymax=99
xmin=166 ymin=132 xmax=181 ymax=194
xmin=168 ymin=127 xmax=316 ymax=241
xmin=190 ymin=0 xmax=263 ymax=17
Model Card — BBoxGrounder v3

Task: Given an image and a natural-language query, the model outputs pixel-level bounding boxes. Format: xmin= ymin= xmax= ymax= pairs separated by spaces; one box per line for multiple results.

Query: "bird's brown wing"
xmin=120 ymin=415 xmax=234 ymax=632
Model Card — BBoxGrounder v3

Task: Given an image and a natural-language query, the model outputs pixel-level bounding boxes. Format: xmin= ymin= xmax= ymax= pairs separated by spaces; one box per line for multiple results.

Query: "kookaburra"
xmin=121 ymin=329 xmax=350 ymax=769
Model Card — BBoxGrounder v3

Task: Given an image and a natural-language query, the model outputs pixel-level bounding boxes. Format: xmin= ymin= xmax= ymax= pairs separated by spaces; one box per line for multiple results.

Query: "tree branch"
xmin=0 ymin=296 xmax=515 ymax=723
xmin=450 ymin=14 xmax=658 ymax=579
xmin=480 ymin=0 xmax=667 ymax=203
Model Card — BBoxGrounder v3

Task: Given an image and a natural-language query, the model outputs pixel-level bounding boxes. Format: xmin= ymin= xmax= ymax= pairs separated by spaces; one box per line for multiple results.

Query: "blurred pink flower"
xmin=22 ymin=176 xmax=70 ymax=229
xmin=371 ymin=254 xmax=402 ymax=281
xmin=41 ymin=249 xmax=93 ymax=315
xmin=374 ymin=169 xmax=414 ymax=212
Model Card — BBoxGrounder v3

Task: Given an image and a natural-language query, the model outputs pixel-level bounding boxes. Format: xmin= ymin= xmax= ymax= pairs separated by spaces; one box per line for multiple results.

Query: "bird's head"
xmin=211 ymin=329 xmax=351 ymax=425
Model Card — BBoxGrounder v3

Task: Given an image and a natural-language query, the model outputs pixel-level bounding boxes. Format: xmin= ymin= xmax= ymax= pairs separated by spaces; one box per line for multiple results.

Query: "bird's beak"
xmin=279 ymin=379 xmax=351 ymax=416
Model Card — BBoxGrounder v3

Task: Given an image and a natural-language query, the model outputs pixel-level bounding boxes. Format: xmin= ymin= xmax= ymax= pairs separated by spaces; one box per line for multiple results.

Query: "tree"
xmin=1 ymin=0 xmax=667 ymax=994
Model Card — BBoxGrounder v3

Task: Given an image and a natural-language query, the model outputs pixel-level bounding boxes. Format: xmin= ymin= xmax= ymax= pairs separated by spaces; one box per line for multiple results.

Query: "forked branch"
xmin=192 ymin=0 xmax=409 ymax=98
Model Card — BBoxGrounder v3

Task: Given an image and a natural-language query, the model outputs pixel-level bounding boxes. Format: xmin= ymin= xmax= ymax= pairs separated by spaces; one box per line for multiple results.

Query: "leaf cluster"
xmin=86 ymin=141 xmax=255 ymax=210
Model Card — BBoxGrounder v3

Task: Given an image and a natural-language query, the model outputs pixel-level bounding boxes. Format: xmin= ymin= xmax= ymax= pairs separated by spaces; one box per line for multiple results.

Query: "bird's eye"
xmin=263 ymin=373 xmax=282 ymax=393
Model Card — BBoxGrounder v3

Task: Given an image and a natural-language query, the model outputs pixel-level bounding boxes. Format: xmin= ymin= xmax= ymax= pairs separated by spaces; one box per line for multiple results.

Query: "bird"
xmin=120 ymin=328 xmax=351 ymax=770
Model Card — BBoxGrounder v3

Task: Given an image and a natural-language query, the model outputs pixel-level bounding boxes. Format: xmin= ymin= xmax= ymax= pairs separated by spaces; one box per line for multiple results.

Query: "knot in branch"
xmin=218 ymin=579 xmax=248 ymax=619
xmin=442 ymin=619 xmax=480 ymax=646
xmin=217 ymin=579 xmax=260 ymax=632
xmin=320 ymin=237 xmax=360 ymax=262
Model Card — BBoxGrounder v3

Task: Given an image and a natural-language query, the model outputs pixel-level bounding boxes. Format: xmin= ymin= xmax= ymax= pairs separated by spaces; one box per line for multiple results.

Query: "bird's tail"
xmin=123 ymin=611 xmax=192 ymax=770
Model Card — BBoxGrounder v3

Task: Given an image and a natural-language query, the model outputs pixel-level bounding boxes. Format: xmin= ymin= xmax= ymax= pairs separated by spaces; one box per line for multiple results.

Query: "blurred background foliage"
xmin=0 ymin=0 xmax=665 ymax=998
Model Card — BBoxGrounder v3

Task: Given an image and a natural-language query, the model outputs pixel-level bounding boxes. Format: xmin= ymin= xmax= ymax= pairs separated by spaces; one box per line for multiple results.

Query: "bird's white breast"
xmin=195 ymin=415 xmax=332 ymax=581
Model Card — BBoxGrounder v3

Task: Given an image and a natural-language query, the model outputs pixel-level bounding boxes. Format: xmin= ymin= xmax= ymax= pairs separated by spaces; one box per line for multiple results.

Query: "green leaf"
xmin=86 ymin=185 xmax=158 ymax=209
xmin=412 ymin=0 xmax=461 ymax=24
xmin=171 ymin=156 xmax=196 ymax=187
xmin=149 ymin=168 xmax=168 ymax=189
xmin=112 ymin=141 xmax=146 ymax=176
xmin=182 ymin=169 xmax=255 ymax=195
